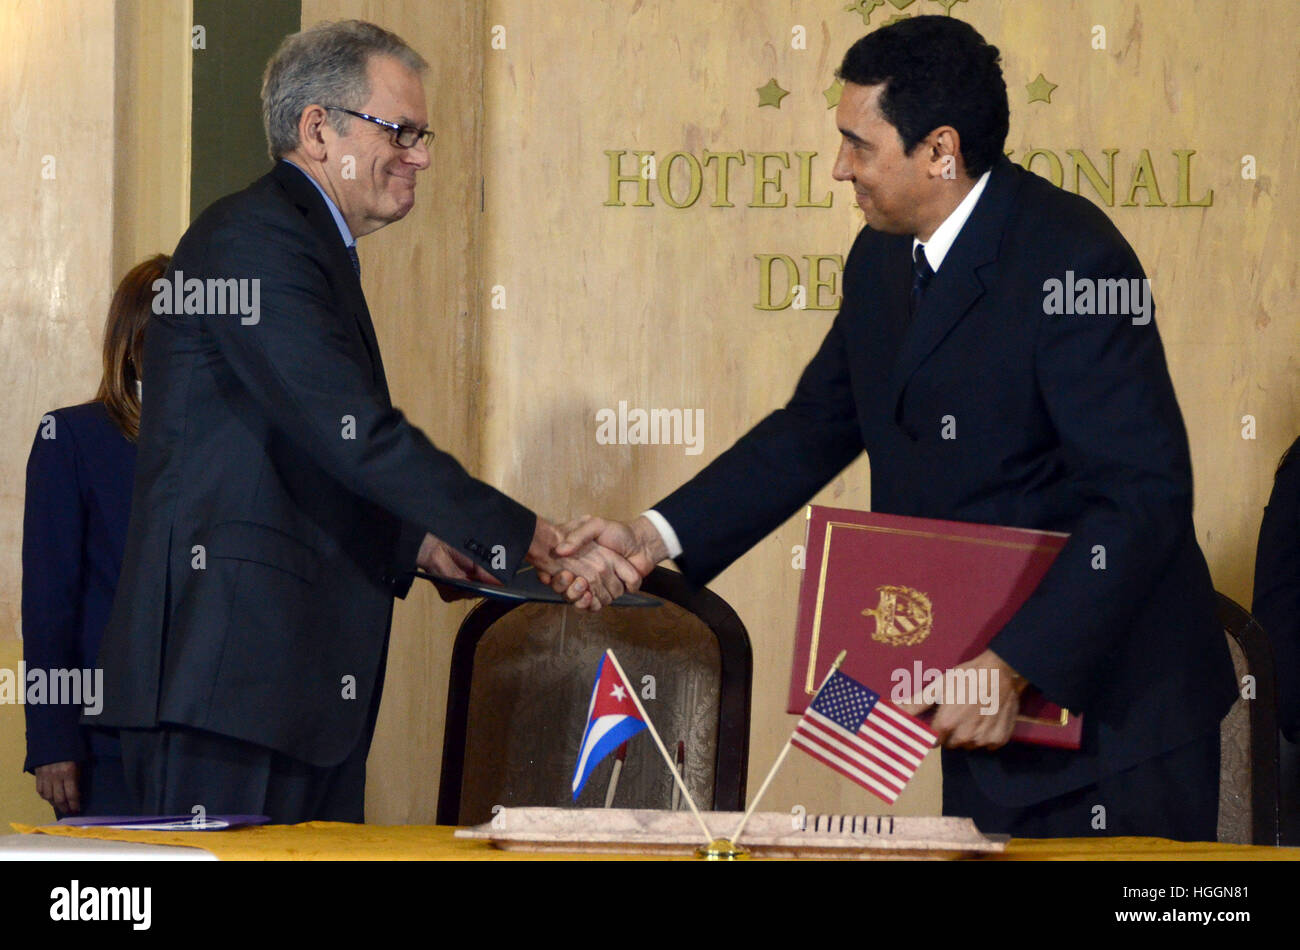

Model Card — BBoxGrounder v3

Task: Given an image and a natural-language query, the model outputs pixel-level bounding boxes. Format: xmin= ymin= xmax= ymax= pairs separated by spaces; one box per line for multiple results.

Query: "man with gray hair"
xmin=96 ymin=20 xmax=636 ymax=823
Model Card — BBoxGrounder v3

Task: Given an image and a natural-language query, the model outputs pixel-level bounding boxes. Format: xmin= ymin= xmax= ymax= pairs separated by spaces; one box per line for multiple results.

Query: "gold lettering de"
xmin=754 ymin=254 xmax=844 ymax=311
xmin=755 ymin=253 xmax=799 ymax=310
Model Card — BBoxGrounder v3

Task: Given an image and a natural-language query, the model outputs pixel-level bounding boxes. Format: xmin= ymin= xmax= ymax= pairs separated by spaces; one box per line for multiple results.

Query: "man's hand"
xmin=559 ymin=515 xmax=667 ymax=577
xmin=527 ymin=517 xmax=642 ymax=611
xmin=536 ymin=515 xmax=667 ymax=606
xmin=899 ymin=649 xmax=1029 ymax=751
xmin=416 ymin=532 xmax=500 ymax=602
xmin=34 ymin=761 xmax=81 ymax=815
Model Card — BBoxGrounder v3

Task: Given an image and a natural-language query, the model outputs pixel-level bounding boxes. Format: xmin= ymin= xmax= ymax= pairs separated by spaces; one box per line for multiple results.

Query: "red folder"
xmin=789 ymin=506 xmax=1082 ymax=749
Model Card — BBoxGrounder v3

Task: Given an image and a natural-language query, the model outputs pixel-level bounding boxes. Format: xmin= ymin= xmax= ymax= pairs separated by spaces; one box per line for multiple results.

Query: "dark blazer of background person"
xmin=1253 ymin=437 xmax=1300 ymax=743
xmin=654 ymin=155 xmax=1237 ymax=813
xmin=94 ymin=159 xmax=537 ymax=769
xmin=23 ymin=404 xmax=133 ymax=817
xmin=23 ymin=254 xmax=168 ymax=817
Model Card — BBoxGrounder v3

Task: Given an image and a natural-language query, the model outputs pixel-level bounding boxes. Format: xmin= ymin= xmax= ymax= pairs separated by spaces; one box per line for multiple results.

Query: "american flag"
xmin=792 ymin=669 xmax=937 ymax=805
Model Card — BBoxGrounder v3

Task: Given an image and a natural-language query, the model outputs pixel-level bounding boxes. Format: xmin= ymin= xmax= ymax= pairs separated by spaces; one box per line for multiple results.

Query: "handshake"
xmin=416 ymin=515 xmax=670 ymax=610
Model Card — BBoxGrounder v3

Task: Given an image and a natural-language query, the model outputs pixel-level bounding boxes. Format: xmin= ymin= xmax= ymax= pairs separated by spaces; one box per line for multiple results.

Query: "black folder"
xmin=414 ymin=565 xmax=660 ymax=607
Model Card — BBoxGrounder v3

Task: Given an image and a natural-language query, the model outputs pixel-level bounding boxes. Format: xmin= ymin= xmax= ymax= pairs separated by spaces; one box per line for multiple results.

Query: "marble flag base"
xmin=456 ymin=807 xmax=1009 ymax=859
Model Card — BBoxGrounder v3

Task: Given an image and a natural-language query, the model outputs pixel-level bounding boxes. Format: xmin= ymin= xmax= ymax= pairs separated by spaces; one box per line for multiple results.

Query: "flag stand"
xmin=725 ymin=650 xmax=848 ymax=851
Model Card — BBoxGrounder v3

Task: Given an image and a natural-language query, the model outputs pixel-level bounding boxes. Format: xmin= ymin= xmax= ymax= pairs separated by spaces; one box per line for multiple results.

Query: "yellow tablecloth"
xmin=11 ymin=821 xmax=1300 ymax=861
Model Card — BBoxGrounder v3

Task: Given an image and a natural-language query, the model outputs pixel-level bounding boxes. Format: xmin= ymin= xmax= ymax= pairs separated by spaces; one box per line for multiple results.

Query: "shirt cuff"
xmin=641 ymin=509 xmax=683 ymax=561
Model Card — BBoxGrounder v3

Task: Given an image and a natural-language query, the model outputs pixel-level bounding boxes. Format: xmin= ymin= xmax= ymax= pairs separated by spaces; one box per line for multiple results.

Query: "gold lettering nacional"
xmin=603 ymin=149 xmax=837 ymax=209
xmin=1171 ymin=149 xmax=1213 ymax=207
xmin=1123 ymin=149 xmax=1166 ymax=208
xmin=1006 ymin=147 xmax=1213 ymax=208
xmin=862 ymin=585 xmax=933 ymax=647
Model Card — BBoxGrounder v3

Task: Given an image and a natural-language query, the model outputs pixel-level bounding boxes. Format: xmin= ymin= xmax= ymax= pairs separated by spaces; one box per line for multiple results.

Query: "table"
xmin=6 ymin=822 xmax=1298 ymax=860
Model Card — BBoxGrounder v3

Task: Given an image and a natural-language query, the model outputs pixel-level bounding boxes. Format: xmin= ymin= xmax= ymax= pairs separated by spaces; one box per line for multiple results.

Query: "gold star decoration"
xmin=1026 ymin=73 xmax=1058 ymax=104
xmin=844 ymin=0 xmax=885 ymax=26
xmin=887 ymin=0 xmax=918 ymax=8
xmin=757 ymin=78 xmax=790 ymax=109
xmin=930 ymin=0 xmax=969 ymax=14
xmin=823 ymin=79 xmax=844 ymax=109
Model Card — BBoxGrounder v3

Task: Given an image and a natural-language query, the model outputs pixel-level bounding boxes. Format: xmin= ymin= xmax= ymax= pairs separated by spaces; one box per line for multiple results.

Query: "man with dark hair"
xmin=836 ymin=15 xmax=1009 ymax=179
xmin=96 ymin=20 xmax=635 ymax=823
xmin=556 ymin=16 xmax=1235 ymax=839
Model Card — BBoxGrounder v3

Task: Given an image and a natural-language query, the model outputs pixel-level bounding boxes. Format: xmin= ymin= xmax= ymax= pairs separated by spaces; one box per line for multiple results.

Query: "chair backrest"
xmin=437 ymin=567 xmax=752 ymax=825
xmin=1215 ymin=591 xmax=1281 ymax=845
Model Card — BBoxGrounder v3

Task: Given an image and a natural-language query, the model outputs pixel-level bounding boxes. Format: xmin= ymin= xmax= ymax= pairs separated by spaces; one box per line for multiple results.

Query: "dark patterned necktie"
xmin=910 ymin=243 xmax=934 ymax=318
xmin=347 ymin=244 xmax=361 ymax=277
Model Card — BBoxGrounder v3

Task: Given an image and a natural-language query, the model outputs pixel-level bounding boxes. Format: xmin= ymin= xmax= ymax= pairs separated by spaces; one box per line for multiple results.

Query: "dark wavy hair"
xmin=94 ymin=253 xmax=169 ymax=441
xmin=836 ymin=16 xmax=1009 ymax=178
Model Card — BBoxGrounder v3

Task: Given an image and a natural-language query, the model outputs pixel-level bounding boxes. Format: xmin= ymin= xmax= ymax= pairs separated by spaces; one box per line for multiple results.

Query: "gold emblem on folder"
xmin=862 ymin=585 xmax=933 ymax=647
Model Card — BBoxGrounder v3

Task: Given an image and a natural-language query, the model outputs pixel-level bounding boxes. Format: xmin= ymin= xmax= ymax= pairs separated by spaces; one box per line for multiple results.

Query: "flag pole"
xmin=727 ymin=650 xmax=847 ymax=846
xmin=603 ymin=742 xmax=628 ymax=808
xmin=603 ymin=649 xmax=716 ymax=847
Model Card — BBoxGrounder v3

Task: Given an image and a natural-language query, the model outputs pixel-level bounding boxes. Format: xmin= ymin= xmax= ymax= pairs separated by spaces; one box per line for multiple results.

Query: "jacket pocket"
xmin=204 ymin=520 xmax=321 ymax=584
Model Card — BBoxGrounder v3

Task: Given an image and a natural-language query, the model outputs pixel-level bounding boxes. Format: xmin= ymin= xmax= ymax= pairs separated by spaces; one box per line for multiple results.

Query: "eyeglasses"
xmin=325 ymin=107 xmax=434 ymax=149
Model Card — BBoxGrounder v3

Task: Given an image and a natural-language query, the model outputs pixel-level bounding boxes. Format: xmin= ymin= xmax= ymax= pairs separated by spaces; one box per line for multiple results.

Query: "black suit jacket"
xmin=95 ymin=161 xmax=536 ymax=766
xmin=656 ymin=158 xmax=1237 ymax=805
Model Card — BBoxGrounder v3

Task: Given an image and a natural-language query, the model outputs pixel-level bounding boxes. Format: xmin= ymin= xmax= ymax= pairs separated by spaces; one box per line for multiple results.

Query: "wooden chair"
xmin=1216 ymin=591 xmax=1281 ymax=845
xmin=437 ymin=567 xmax=752 ymax=826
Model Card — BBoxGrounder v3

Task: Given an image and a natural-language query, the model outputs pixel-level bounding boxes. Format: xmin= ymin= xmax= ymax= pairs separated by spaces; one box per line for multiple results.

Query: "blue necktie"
xmin=910 ymin=243 xmax=934 ymax=318
xmin=347 ymin=244 xmax=361 ymax=277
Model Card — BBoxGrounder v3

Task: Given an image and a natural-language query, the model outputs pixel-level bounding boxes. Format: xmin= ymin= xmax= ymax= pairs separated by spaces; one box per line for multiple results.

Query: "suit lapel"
xmin=270 ymin=161 xmax=391 ymax=400
xmin=885 ymin=158 xmax=1022 ymax=421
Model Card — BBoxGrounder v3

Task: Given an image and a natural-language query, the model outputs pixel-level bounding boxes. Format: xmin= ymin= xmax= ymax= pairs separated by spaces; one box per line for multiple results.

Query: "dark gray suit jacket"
xmin=96 ymin=161 xmax=536 ymax=766
xmin=655 ymin=157 xmax=1237 ymax=805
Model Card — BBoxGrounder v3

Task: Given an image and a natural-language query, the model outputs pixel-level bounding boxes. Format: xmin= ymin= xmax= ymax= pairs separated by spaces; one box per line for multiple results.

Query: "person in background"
xmin=22 ymin=253 xmax=169 ymax=817
xmin=1252 ymin=435 xmax=1300 ymax=844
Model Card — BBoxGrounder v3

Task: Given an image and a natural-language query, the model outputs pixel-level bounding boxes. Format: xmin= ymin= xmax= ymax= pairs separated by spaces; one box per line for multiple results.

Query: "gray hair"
xmin=261 ymin=20 xmax=427 ymax=160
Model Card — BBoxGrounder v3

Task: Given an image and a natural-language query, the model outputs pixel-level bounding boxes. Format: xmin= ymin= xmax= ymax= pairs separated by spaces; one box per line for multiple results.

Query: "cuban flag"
xmin=571 ymin=652 xmax=647 ymax=799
